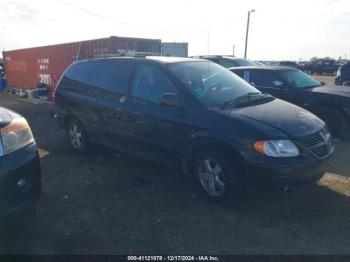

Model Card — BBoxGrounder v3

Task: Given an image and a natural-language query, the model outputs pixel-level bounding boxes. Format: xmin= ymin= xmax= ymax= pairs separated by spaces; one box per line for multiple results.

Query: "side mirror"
xmin=160 ymin=93 xmax=183 ymax=109
xmin=272 ymin=80 xmax=285 ymax=88
xmin=250 ymin=82 xmax=256 ymax=86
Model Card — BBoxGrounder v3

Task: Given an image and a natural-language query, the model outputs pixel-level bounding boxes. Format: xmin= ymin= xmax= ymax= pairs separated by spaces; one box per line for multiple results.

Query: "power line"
xmin=58 ymin=0 xmax=207 ymax=35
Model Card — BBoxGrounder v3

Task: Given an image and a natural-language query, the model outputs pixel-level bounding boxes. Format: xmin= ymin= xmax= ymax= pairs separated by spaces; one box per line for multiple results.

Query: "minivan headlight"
xmin=254 ymin=140 xmax=300 ymax=157
xmin=0 ymin=117 xmax=34 ymax=156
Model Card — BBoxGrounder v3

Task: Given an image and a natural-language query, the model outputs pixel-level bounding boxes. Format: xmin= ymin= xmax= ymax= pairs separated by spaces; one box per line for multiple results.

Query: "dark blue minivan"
xmin=54 ymin=56 xmax=334 ymax=203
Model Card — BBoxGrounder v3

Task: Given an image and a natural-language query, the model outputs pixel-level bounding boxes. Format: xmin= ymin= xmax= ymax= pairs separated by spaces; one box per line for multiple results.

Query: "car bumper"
xmin=244 ymin=154 xmax=333 ymax=192
xmin=0 ymin=143 xmax=41 ymax=217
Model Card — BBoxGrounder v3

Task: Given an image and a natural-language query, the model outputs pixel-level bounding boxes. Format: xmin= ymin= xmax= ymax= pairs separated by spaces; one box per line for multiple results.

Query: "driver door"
xmin=126 ymin=63 xmax=192 ymax=165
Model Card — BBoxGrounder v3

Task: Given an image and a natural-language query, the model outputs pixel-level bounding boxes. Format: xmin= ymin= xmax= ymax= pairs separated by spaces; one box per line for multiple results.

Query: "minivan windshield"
xmin=280 ymin=70 xmax=322 ymax=89
xmin=169 ymin=61 xmax=260 ymax=106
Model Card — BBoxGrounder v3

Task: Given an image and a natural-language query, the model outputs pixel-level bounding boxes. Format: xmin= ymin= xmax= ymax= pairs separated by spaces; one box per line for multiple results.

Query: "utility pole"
xmin=244 ymin=9 xmax=255 ymax=59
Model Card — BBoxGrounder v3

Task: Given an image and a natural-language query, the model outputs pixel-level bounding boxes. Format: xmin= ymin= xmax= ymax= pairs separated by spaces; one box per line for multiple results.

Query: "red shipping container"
xmin=2 ymin=36 xmax=161 ymax=92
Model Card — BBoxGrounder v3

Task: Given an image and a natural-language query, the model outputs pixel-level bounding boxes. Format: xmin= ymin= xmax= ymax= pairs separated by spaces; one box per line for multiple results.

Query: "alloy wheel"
xmin=69 ymin=124 xmax=83 ymax=149
xmin=198 ymin=159 xmax=226 ymax=197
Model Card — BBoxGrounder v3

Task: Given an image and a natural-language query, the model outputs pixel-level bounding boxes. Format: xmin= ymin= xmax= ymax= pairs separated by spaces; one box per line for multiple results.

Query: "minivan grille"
xmin=299 ymin=128 xmax=333 ymax=158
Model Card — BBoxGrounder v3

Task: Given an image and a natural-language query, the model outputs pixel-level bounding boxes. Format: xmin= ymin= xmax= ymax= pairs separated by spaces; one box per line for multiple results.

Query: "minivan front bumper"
xmin=0 ymin=143 xmax=41 ymax=217
xmin=244 ymin=154 xmax=333 ymax=192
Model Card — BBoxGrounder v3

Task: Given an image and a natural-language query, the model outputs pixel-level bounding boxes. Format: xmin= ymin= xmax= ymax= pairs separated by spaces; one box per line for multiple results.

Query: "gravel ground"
xmin=0 ymin=78 xmax=349 ymax=255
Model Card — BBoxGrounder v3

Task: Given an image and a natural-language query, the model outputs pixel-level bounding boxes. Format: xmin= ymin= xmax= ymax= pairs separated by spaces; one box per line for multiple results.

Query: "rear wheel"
xmin=66 ymin=118 xmax=90 ymax=152
xmin=313 ymin=107 xmax=349 ymax=139
xmin=194 ymin=150 xmax=242 ymax=204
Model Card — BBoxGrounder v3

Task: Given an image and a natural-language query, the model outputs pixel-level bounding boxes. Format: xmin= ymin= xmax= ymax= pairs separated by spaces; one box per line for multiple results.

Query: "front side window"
xmin=279 ymin=70 xmax=322 ymax=89
xmin=131 ymin=64 xmax=178 ymax=104
xmin=169 ymin=61 xmax=258 ymax=106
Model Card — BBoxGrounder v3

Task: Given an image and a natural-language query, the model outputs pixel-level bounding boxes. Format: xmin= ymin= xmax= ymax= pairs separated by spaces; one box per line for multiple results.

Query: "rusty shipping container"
xmin=2 ymin=36 xmax=161 ymax=92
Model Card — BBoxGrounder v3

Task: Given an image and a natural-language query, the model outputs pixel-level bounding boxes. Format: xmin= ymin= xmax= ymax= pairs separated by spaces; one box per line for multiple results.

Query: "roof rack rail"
xmin=92 ymin=51 xmax=161 ymax=59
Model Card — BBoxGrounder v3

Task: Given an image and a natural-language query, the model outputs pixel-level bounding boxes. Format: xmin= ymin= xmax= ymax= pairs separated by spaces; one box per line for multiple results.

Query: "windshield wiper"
xmin=222 ymin=92 xmax=265 ymax=107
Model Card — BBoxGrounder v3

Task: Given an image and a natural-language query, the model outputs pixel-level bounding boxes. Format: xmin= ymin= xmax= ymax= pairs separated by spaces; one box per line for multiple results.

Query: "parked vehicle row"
xmin=53 ymin=56 xmax=334 ymax=203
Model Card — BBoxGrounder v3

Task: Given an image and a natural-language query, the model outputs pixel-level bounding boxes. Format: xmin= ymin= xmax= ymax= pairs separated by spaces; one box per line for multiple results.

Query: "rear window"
xmin=218 ymin=58 xmax=257 ymax=68
xmin=89 ymin=61 xmax=133 ymax=94
xmin=343 ymin=64 xmax=350 ymax=73
xmin=64 ymin=62 xmax=94 ymax=85
xmin=231 ymin=70 xmax=245 ymax=79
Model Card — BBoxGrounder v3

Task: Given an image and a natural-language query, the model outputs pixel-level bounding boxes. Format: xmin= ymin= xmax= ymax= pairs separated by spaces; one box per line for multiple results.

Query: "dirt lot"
xmin=0 ymin=76 xmax=350 ymax=255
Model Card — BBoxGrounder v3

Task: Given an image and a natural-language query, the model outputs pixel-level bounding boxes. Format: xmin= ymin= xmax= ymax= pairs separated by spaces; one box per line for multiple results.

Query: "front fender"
xmin=181 ymin=130 xmax=248 ymax=175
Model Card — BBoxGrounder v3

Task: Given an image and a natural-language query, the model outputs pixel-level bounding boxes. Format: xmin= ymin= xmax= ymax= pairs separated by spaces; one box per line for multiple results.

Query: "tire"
xmin=0 ymin=206 xmax=37 ymax=249
xmin=344 ymin=81 xmax=350 ymax=87
xmin=313 ymin=107 xmax=349 ymax=140
xmin=0 ymin=206 xmax=36 ymax=231
xmin=193 ymin=150 xmax=242 ymax=204
xmin=66 ymin=118 xmax=90 ymax=152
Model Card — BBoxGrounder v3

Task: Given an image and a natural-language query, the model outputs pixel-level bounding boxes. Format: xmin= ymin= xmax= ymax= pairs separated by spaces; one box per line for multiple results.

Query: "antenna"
xmin=207 ymin=30 xmax=210 ymax=56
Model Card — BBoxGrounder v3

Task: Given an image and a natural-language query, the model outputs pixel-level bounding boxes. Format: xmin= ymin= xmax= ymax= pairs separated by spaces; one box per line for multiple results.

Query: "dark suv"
xmin=229 ymin=66 xmax=350 ymax=139
xmin=54 ymin=57 xmax=334 ymax=203
xmin=278 ymin=61 xmax=303 ymax=70
xmin=195 ymin=55 xmax=257 ymax=68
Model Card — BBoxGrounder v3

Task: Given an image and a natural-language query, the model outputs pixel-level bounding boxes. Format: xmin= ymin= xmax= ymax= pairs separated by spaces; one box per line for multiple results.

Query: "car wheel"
xmin=313 ymin=107 xmax=349 ymax=140
xmin=194 ymin=150 xmax=242 ymax=204
xmin=0 ymin=206 xmax=37 ymax=234
xmin=67 ymin=118 xmax=90 ymax=152
xmin=344 ymin=81 xmax=350 ymax=87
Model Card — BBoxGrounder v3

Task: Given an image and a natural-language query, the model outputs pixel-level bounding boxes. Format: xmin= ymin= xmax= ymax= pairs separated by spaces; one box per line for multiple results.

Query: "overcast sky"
xmin=0 ymin=0 xmax=349 ymax=60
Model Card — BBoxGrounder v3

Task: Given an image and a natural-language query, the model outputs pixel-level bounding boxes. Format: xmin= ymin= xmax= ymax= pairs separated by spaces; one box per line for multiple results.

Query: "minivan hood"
xmin=218 ymin=99 xmax=324 ymax=138
xmin=311 ymin=85 xmax=350 ymax=97
xmin=0 ymin=107 xmax=13 ymax=129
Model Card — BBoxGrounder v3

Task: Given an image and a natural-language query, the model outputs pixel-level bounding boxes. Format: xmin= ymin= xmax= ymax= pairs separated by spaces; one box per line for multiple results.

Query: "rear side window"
xmin=89 ymin=61 xmax=133 ymax=94
xmin=249 ymin=71 xmax=281 ymax=87
xmin=64 ymin=62 xmax=94 ymax=85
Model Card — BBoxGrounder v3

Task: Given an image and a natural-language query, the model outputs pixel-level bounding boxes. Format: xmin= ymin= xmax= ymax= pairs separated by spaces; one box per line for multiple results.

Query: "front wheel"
xmin=194 ymin=150 xmax=242 ymax=204
xmin=313 ymin=107 xmax=349 ymax=140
